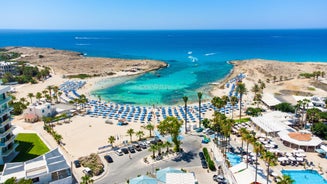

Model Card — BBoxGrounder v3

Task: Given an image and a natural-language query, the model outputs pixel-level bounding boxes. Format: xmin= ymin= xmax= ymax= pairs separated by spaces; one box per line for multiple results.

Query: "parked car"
xmin=73 ymin=160 xmax=81 ymax=168
xmin=115 ymin=149 xmax=123 ymax=156
xmin=83 ymin=167 xmax=92 ymax=175
xmin=133 ymin=144 xmax=142 ymax=151
xmin=195 ymin=127 xmax=204 ymax=133
xmin=139 ymin=141 xmax=147 ymax=149
xmin=201 ymin=160 xmax=208 ymax=169
xmin=128 ymin=146 xmax=136 ymax=153
xmin=121 ymin=148 xmax=129 ymax=154
xmin=213 ymin=174 xmax=227 ymax=183
xmin=199 ymin=152 xmax=205 ymax=160
xmin=104 ymin=155 xmax=113 ymax=163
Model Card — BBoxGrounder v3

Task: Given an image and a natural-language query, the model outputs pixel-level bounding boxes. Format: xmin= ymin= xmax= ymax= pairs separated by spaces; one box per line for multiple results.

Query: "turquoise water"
xmin=281 ymin=170 xmax=327 ymax=184
xmin=1 ymin=30 xmax=327 ymax=105
xmin=226 ymin=152 xmax=242 ymax=166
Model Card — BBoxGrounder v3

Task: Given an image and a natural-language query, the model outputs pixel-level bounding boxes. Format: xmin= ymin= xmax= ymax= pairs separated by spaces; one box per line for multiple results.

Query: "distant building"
xmin=24 ymin=102 xmax=56 ymax=122
xmin=0 ymin=148 xmax=73 ymax=184
xmin=0 ymin=61 xmax=17 ymax=77
xmin=0 ymin=85 xmax=19 ymax=165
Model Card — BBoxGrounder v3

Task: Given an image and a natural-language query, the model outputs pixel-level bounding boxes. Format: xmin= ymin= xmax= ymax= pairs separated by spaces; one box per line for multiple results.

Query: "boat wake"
xmin=205 ymin=52 xmax=216 ymax=56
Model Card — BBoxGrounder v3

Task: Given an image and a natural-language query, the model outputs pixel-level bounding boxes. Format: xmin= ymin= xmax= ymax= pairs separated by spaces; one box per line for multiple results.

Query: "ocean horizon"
xmin=1 ymin=29 xmax=327 ymax=105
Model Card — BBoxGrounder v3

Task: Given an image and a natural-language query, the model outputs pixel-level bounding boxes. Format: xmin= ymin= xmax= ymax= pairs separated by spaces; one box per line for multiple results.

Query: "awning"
xmin=315 ymin=149 xmax=326 ymax=154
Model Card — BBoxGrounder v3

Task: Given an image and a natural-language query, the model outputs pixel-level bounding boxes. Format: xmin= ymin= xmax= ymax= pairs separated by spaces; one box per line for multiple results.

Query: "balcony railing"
xmin=0 ymin=134 xmax=15 ymax=147
xmin=1 ymin=143 xmax=18 ymax=156
xmin=0 ymin=97 xmax=11 ymax=106
xmin=0 ymin=125 xmax=14 ymax=134
xmin=0 ymin=117 xmax=12 ymax=128
xmin=0 ymin=107 xmax=13 ymax=115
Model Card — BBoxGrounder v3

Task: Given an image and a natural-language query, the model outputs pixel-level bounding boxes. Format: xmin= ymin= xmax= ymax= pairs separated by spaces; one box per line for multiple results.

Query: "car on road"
xmin=104 ymin=155 xmax=113 ymax=163
xmin=121 ymin=148 xmax=129 ymax=154
xmin=128 ymin=146 xmax=136 ymax=153
xmin=115 ymin=149 xmax=123 ymax=156
xmin=73 ymin=160 xmax=81 ymax=168
xmin=133 ymin=144 xmax=142 ymax=151
xmin=201 ymin=160 xmax=208 ymax=169
xmin=199 ymin=152 xmax=205 ymax=160
xmin=213 ymin=175 xmax=227 ymax=183
xmin=195 ymin=127 xmax=204 ymax=133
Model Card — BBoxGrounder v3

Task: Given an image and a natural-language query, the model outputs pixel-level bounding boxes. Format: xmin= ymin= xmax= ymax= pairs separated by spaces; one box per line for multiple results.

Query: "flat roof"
xmin=262 ymin=94 xmax=281 ymax=107
xmin=0 ymin=148 xmax=70 ymax=183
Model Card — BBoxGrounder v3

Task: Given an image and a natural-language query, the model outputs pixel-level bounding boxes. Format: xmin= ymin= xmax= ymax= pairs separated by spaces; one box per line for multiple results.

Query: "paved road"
xmin=96 ymin=134 xmax=203 ymax=184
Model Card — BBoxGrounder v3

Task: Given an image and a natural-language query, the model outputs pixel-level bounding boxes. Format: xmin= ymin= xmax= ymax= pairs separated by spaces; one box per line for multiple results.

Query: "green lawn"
xmin=13 ymin=133 xmax=50 ymax=162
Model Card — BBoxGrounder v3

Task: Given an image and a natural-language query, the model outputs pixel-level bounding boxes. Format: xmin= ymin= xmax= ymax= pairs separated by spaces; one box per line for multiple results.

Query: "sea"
xmin=1 ymin=29 xmax=327 ymax=105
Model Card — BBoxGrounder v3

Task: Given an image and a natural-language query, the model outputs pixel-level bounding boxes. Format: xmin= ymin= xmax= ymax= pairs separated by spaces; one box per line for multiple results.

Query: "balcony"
xmin=0 ymin=134 xmax=15 ymax=147
xmin=2 ymin=143 xmax=18 ymax=156
xmin=0 ymin=97 xmax=11 ymax=106
xmin=0 ymin=118 xmax=12 ymax=128
xmin=0 ymin=125 xmax=14 ymax=134
xmin=0 ymin=107 xmax=13 ymax=115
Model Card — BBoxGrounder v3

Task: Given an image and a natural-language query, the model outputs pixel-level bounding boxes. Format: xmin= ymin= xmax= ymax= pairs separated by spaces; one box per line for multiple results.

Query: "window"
xmin=32 ymin=177 xmax=40 ymax=183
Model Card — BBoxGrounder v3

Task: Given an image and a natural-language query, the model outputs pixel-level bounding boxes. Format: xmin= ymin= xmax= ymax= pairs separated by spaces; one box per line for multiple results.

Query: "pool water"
xmin=226 ymin=152 xmax=242 ymax=166
xmin=281 ymin=170 xmax=327 ymax=184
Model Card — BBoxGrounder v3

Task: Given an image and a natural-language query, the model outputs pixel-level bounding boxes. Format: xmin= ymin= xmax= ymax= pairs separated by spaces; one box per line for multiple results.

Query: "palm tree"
xmin=262 ymin=151 xmax=277 ymax=184
xmin=97 ymin=95 xmax=101 ymax=102
xmin=53 ymin=86 xmax=59 ymax=103
xmin=212 ymin=96 xmax=224 ymax=111
xmin=57 ymin=91 xmax=63 ymax=103
xmin=276 ymin=175 xmax=294 ymax=184
xmin=182 ymin=96 xmax=188 ymax=134
xmin=245 ymin=133 xmax=254 ymax=168
xmin=221 ymin=95 xmax=229 ymax=114
xmin=127 ymin=128 xmax=135 ymax=143
xmin=273 ymin=76 xmax=277 ymax=83
xmin=143 ymin=123 xmax=154 ymax=137
xmin=253 ymin=142 xmax=264 ymax=183
xmin=321 ymin=71 xmax=325 ymax=78
xmin=19 ymin=97 xmax=27 ymax=105
xmin=251 ymin=83 xmax=260 ymax=96
xmin=27 ymin=93 xmax=34 ymax=104
xmin=108 ymin=136 xmax=116 ymax=146
xmin=164 ymin=141 xmax=172 ymax=153
xmin=302 ymin=98 xmax=310 ymax=129
xmin=197 ymin=92 xmax=203 ymax=128
xmin=230 ymin=96 xmax=238 ymax=119
xmin=149 ymin=144 xmax=158 ymax=158
xmin=136 ymin=131 xmax=145 ymax=141
xmin=81 ymin=174 xmax=94 ymax=184
xmin=36 ymin=92 xmax=42 ymax=101
xmin=254 ymin=93 xmax=262 ymax=108
xmin=239 ymin=128 xmax=248 ymax=151
xmin=46 ymin=85 xmax=53 ymax=102
xmin=260 ymin=82 xmax=266 ymax=92
xmin=236 ymin=82 xmax=247 ymax=121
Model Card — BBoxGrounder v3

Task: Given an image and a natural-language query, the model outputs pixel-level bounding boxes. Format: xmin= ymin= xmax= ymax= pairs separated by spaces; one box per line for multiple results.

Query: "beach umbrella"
xmin=296 ymin=153 xmax=306 ymax=157
xmin=278 ymin=157 xmax=288 ymax=162
xmin=288 ymin=156 xmax=296 ymax=161
xmin=296 ymin=157 xmax=304 ymax=162
xmin=286 ymin=152 xmax=293 ymax=157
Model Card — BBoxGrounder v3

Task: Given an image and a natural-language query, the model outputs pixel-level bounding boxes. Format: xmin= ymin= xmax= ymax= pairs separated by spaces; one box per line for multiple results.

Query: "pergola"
xmin=278 ymin=130 xmax=322 ymax=152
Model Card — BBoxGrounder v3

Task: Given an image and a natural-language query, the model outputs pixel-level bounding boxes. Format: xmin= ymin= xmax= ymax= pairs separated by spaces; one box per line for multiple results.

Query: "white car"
xmin=115 ymin=149 xmax=123 ymax=156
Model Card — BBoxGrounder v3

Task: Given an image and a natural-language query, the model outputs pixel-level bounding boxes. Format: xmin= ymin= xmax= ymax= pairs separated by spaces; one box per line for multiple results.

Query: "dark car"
xmin=104 ymin=155 xmax=113 ymax=163
xmin=73 ymin=160 xmax=81 ymax=168
xmin=121 ymin=148 xmax=129 ymax=154
xmin=133 ymin=144 xmax=142 ymax=151
xmin=201 ymin=160 xmax=208 ymax=169
xmin=199 ymin=152 xmax=205 ymax=160
xmin=128 ymin=146 xmax=136 ymax=153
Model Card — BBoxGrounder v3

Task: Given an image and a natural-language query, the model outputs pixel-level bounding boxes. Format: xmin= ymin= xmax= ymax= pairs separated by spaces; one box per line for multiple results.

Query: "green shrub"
xmin=202 ymin=147 xmax=216 ymax=171
xmin=275 ymin=102 xmax=295 ymax=113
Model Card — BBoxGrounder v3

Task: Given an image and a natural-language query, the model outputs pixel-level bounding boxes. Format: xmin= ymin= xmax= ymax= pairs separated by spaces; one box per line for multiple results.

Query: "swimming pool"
xmin=226 ymin=152 xmax=242 ymax=167
xmin=281 ymin=170 xmax=327 ymax=184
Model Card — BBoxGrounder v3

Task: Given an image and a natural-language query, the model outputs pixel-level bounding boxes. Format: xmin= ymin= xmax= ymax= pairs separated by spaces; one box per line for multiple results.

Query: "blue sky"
xmin=1 ymin=0 xmax=327 ymax=30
